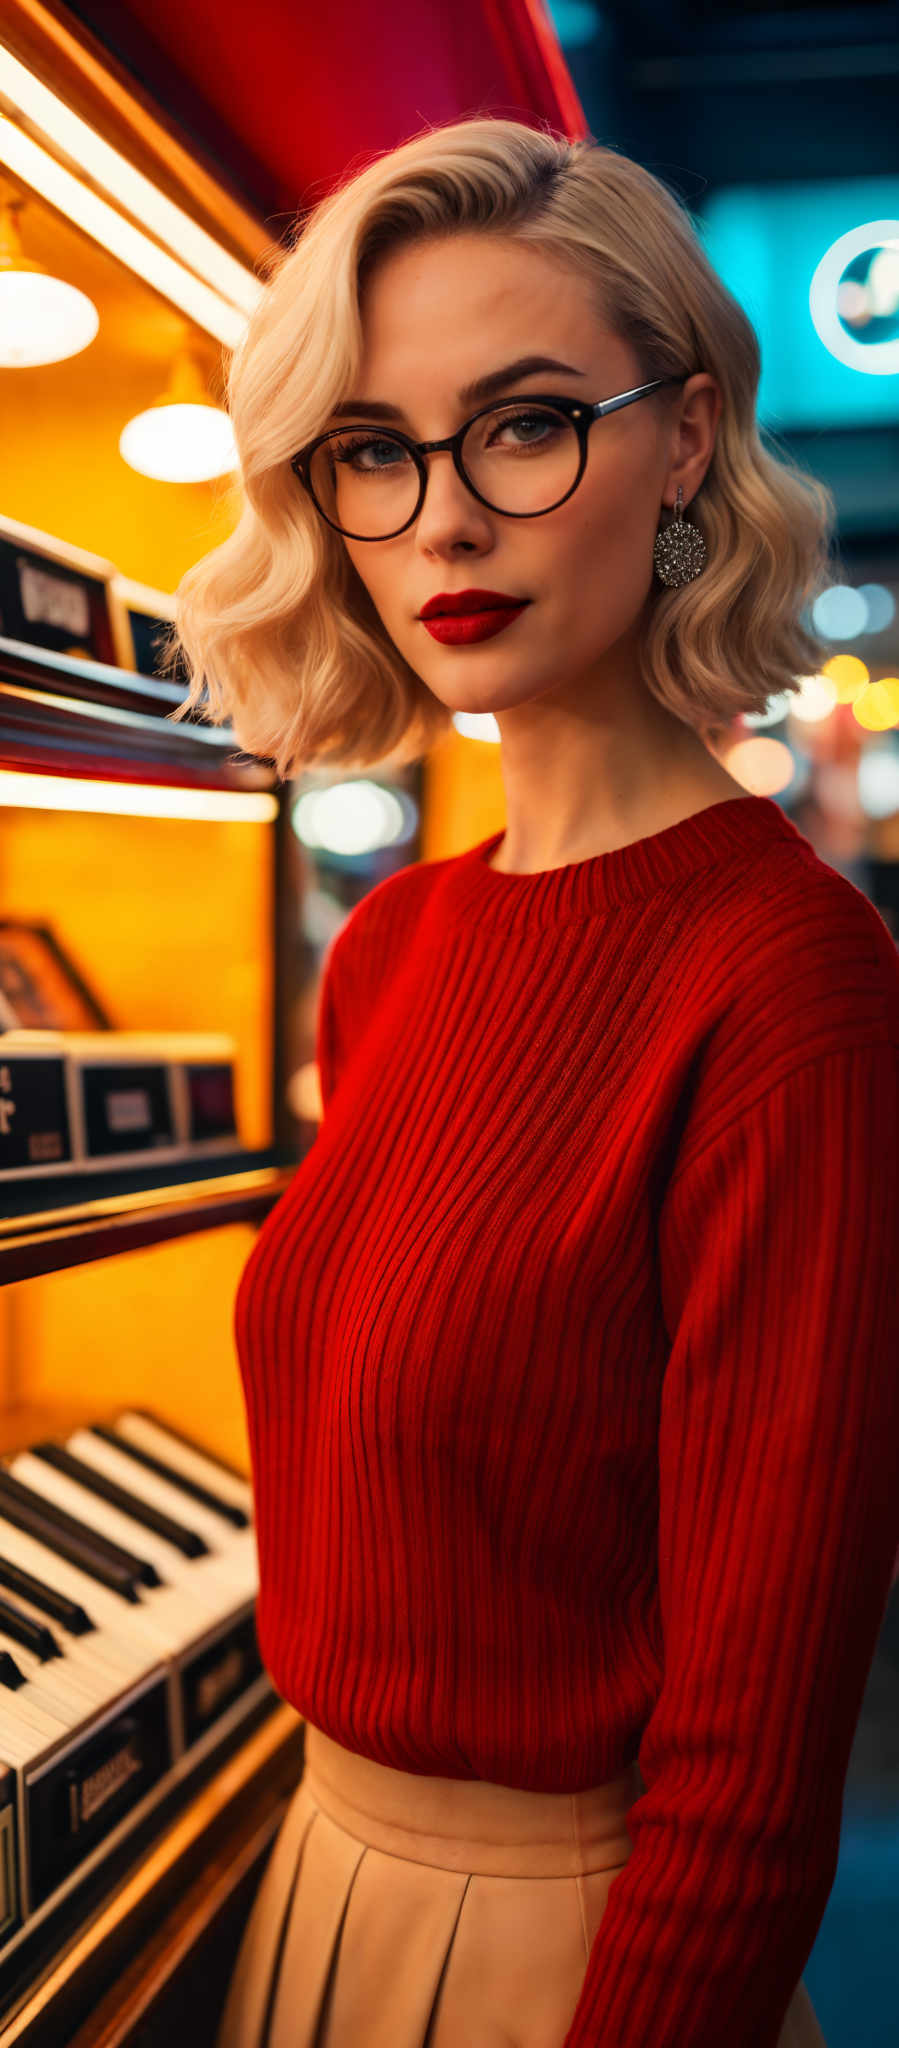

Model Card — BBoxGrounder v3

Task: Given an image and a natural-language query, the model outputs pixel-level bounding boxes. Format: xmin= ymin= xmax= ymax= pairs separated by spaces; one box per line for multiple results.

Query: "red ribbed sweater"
xmin=235 ymin=793 xmax=899 ymax=2047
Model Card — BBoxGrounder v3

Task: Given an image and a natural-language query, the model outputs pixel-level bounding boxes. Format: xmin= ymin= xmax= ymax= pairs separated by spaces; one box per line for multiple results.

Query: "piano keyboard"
xmin=0 ymin=1411 xmax=272 ymax=1999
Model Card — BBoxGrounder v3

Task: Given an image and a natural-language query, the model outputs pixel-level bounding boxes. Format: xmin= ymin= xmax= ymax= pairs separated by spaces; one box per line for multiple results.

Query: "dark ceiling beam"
xmin=631 ymin=41 xmax=899 ymax=87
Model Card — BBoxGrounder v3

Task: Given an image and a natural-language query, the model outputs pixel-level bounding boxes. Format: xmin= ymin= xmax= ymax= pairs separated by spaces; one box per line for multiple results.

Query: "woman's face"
xmin=333 ymin=232 xmax=715 ymax=719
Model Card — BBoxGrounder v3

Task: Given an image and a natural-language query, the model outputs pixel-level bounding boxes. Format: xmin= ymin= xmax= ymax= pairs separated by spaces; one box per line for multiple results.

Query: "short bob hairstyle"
xmin=165 ymin=115 xmax=837 ymax=780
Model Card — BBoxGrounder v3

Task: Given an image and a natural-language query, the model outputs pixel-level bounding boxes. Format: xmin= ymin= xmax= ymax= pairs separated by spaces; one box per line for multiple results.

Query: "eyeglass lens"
xmin=307 ymin=403 xmax=582 ymax=537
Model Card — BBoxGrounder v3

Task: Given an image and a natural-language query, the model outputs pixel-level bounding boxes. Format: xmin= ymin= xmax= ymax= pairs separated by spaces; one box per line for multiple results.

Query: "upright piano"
xmin=0 ymin=1406 xmax=304 ymax=2047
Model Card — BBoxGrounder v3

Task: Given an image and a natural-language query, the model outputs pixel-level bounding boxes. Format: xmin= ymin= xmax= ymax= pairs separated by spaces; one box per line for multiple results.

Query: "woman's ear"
xmin=663 ymin=373 xmax=722 ymax=508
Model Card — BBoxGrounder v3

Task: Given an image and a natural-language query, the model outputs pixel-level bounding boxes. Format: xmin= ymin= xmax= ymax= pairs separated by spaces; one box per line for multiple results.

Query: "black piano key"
xmin=0 ymin=1555 xmax=95 ymax=1634
xmin=91 ymin=1423 xmax=249 ymax=1528
xmin=33 ymin=1443 xmax=210 ymax=1559
xmin=0 ymin=1592 xmax=61 ymax=1660
xmin=0 ymin=1470 xmax=161 ymax=1590
xmin=124 ymin=1407 xmax=250 ymax=1484
xmin=0 ymin=1648 xmax=26 ymax=1689
xmin=0 ymin=1478 xmax=144 ymax=1601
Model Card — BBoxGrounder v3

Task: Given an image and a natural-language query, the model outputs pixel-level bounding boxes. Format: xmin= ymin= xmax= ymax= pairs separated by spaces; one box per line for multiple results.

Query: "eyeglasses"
xmin=290 ymin=376 xmax=689 ymax=541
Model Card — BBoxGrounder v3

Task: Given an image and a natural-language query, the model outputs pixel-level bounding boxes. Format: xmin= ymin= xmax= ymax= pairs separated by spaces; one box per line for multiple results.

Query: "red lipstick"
xmin=419 ymin=588 xmax=528 ymax=618
xmin=422 ymin=607 xmax=529 ymax=645
xmin=418 ymin=588 xmax=531 ymax=645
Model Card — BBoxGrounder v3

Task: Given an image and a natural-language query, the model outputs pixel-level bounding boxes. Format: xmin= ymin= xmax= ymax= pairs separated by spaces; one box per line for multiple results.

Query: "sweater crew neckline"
xmin=436 ymin=795 xmax=806 ymax=925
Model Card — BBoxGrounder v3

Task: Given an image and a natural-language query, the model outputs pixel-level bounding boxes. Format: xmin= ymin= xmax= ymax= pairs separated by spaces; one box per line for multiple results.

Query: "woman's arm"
xmin=562 ymin=1039 xmax=899 ymax=2047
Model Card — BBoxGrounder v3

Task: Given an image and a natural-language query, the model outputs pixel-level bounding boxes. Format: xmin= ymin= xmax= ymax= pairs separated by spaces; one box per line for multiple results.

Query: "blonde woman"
xmin=169 ymin=117 xmax=899 ymax=2048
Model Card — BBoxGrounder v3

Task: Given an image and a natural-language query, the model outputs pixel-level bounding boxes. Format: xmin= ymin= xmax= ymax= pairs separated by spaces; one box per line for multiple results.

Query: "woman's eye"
xmin=334 ymin=436 xmax=406 ymax=468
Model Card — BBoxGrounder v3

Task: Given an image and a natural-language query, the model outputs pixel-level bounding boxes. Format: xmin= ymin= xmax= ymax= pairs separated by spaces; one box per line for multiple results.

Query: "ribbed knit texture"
xmin=235 ymin=793 xmax=899 ymax=2047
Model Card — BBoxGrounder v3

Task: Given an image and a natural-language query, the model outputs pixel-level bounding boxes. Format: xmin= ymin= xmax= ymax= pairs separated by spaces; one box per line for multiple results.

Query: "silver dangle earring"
xmin=652 ymin=484 xmax=707 ymax=587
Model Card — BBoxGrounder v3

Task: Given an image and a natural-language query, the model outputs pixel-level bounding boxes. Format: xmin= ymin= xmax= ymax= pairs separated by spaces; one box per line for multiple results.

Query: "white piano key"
xmin=0 ymin=1618 xmax=106 ymax=1713
xmin=64 ymin=1430 xmax=258 ymax=1592
xmin=0 ymin=1581 xmax=141 ymax=1693
xmin=113 ymin=1413 xmax=254 ymax=1512
xmin=0 ymin=1716 xmax=52 ymax=1764
xmin=0 ymin=1666 xmax=70 ymax=1740
xmin=0 ymin=1509 xmax=208 ymax=1665
xmin=8 ymin=1455 xmax=239 ymax=1635
xmin=0 ymin=1633 xmax=85 ymax=1727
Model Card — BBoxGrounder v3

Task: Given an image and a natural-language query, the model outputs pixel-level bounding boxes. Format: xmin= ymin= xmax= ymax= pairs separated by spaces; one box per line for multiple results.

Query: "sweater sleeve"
xmin=313 ymin=862 xmax=439 ymax=1116
xmin=561 ymin=1039 xmax=899 ymax=2048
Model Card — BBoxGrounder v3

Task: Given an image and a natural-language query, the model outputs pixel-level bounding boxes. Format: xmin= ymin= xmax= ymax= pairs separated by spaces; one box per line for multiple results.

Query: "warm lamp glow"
xmin=0 ymin=194 xmax=98 ymax=366
xmin=119 ymin=346 xmax=237 ymax=482
xmin=120 ymin=402 xmax=237 ymax=482
xmin=0 ymin=770 xmax=276 ymax=821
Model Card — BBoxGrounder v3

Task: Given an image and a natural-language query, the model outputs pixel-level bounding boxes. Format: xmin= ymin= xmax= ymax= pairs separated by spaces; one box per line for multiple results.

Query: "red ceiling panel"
xmin=72 ymin=0 xmax=588 ymax=221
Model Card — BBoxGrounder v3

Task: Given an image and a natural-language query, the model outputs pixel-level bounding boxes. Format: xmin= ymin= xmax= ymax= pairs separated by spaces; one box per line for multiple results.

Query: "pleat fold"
xmin=216 ymin=1778 xmax=318 ymax=2048
xmin=422 ymin=1868 xmax=599 ymax=2048
xmin=307 ymin=1834 xmax=470 ymax=2048
xmin=267 ymin=1802 xmax=371 ymax=2048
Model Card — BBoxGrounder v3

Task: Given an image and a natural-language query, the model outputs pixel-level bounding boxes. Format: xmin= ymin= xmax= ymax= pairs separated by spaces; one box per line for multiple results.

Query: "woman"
xmin=169 ymin=117 xmax=899 ymax=2047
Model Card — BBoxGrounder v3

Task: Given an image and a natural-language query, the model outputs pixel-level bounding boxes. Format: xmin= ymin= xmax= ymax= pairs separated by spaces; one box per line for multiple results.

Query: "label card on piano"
xmin=185 ymin=1062 xmax=237 ymax=1144
xmin=182 ymin=1616 xmax=263 ymax=1748
xmin=0 ymin=1055 xmax=72 ymax=1172
xmin=81 ymin=1062 xmax=174 ymax=1157
xmin=27 ymin=1686 xmax=170 ymax=1908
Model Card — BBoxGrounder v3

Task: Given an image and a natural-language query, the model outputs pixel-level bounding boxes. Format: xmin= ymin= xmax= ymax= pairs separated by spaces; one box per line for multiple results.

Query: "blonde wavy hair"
xmin=164 ymin=115 xmax=837 ymax=779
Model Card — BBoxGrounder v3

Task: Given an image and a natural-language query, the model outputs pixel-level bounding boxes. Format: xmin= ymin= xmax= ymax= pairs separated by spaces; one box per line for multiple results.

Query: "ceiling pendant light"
xmin=0 ymin=189 xmax=99 ymax=367
xmin=119 ymin=341 xmax=237 ymax=482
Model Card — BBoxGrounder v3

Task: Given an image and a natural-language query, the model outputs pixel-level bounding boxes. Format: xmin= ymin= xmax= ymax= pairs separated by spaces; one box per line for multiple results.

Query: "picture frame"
xmin=0 ymin=514 xmax=122 ymax=667
xmin=0 ymin=921 xmax=112 ymax=1033
xmin=108 ymin=573 xmax=184 ymax=682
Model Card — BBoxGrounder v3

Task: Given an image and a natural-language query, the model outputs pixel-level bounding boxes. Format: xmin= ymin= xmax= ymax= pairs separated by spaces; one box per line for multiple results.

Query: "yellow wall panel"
xmin=2 ymin=1225 xmax=258 ymax=1475
xmin=421 ymin=727 xmax=505 ymax=861
xmin=0 ymin=803 xmax=274 ymax=1452
xmin=1 ymin=806 xmax=274 ymax=1149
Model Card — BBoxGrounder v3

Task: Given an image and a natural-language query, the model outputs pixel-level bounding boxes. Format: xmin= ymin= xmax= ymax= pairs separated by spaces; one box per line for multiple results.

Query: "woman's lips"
xmin=421 ymin=604 xmax=530 ymax=645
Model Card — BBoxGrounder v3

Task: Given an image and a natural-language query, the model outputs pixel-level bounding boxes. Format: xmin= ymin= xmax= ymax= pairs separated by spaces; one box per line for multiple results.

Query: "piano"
xmin=0 ymin=1409 xmax=303 ymax=2045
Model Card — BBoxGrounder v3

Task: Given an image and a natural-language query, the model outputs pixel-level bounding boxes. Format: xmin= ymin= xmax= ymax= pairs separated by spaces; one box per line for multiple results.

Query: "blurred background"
xmin=0 ymin=5 xmax=897 ymax=2040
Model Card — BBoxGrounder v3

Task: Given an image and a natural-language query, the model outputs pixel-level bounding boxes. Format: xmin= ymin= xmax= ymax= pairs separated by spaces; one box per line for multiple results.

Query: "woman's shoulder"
xmin=320 ymin=846 xmax=458 ymax=1012
xmin=684 ymin=836 xmax=899 ymax=1132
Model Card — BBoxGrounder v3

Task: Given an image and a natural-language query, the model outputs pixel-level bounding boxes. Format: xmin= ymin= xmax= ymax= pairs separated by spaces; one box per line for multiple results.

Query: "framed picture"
xmin=108 ymin=573 xmax=185 ymax=682
xmin=0 ymin=922 xmax=112 ymax=1033
xmin=0 ymin=515 xmax=121 ymax=667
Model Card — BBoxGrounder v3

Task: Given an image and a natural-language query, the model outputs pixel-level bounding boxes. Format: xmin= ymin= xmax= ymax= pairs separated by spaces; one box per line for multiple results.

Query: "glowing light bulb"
xmin=0 ymin=195 xmax=99 ymax=366
xmin=119 ymin=343 xmax=237 ymax=481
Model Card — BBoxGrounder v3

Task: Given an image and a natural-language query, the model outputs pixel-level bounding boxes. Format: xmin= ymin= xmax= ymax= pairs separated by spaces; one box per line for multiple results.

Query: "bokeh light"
xmin=857 ymin=583 xmax=896 ymax=633
xmin=821 ymin=654 xmax=869 ymax=699
xmin=851 ymin=679 xmax=899 ymax=732
xmin=858 ymin=743 xmax=899 ymax=818
xmin=719 ymin=733 xmax=798 ymax=796
xmin=291 ymin=779 xmax=412 ymax=856
xmin=812 ymin=584 xmax=869 ymax=639
xmin=788 ymin=672 xmax=839 ymax=723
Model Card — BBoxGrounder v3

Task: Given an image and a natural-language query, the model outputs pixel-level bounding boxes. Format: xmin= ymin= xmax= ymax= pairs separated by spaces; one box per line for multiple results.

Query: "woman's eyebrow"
xmin=329 ymin=355 xmax=585 ymax=422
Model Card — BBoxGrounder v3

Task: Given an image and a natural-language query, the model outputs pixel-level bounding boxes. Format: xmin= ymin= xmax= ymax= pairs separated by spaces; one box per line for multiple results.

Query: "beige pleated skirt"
xmin=216 ymin=1718 xmax=827 ymax=2048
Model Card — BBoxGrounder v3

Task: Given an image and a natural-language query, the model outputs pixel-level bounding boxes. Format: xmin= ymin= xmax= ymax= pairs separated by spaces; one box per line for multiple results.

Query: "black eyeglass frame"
xmin=289 ymin=376 xmax=690 ymax=541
